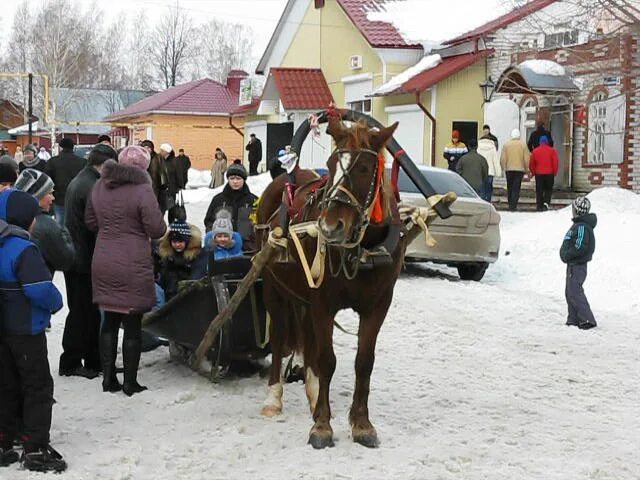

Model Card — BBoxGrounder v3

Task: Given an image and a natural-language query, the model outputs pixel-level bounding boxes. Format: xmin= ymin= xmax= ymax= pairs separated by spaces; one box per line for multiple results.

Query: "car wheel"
xmin=457 ymin=263 xmax=489 ymax=281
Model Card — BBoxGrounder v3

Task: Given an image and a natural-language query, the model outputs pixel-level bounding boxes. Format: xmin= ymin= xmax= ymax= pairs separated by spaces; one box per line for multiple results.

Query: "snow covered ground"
xmin=7 ymin=180 xmax=640 ymax=480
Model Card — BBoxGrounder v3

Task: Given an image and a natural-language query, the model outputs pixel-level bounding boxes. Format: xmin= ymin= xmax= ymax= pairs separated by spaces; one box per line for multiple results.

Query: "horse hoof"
xmin=308 ymin=429 xmax=334 ymax=449
xmin=261 ymin=405 xmax=282 ymax=417
xmin=353 ymin=429 xmax=379 ymax=448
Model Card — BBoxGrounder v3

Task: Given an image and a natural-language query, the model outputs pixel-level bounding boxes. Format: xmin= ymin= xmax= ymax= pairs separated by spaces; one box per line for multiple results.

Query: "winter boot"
xmin=122 ymin=337 xmax=147 ymax=397
xmin=0 ymin=444 xmax=19 ymax=467
xmin=20 ymin=444 xmax=67 ymax=473
xmin=100 ymin=329 xmax=121 ymax=393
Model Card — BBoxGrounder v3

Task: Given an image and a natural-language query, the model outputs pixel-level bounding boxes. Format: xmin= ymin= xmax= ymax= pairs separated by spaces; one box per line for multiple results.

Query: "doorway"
xmin=550 ymin=98 xmax=570 ymax=188
xmin=452 ymin=121 xmax=478 ymax=148
xmin=266 ymin=122 xmax=294 ymax=163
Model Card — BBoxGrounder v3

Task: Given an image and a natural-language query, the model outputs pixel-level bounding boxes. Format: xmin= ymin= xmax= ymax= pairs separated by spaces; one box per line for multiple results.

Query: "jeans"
xmin=505 ymin=171 xmax=524 ymax=211
xmin=53 ymin=205 xmax=65 ymax=227
xmin=481 ymin=175 xmax=494 ymax=202
xmin=534 ymin=174 xmax=554 ymax=211
xmin=565 ymin=264 xmax=596 ymax=327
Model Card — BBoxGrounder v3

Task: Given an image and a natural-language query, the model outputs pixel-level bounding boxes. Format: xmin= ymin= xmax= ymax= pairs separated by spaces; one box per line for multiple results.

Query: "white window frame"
xmin=347 ymin=99 xmax=372 ymax=115
xmin=588 ymin=91 xmax=607 ymax=165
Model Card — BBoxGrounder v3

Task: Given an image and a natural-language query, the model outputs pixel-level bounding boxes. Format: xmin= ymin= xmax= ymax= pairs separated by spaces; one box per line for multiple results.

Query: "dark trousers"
xmin=534 ymin=174 xmax=555 ymax=211
xmin=249 ymin=159 xmax=259 ymax=176
xmin=0 ymin=333 xmax=53 ymax=449
xmin=481 ymin=175 xmax=494 ymax=202
xmin=505 ymin=171 xmax=524 ymax=211
xmin=59 ymin=271 xmax=101 ymax=372
xmin=565 ymin=264 xmax=596 ymax=327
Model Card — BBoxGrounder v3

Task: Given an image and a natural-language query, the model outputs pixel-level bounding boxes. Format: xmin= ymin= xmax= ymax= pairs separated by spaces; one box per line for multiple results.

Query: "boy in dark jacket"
xmin=560 ymin=196 xmax=597 ymax=330
xmin=0 ymin=190 xmax=66 ymax=472
xmin=157 ymin=221 xmax=207 ymax=301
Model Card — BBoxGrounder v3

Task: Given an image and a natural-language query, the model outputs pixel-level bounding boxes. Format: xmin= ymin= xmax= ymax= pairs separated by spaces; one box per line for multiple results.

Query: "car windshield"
xmin=389 ymin=168 xmax=478 ymax=198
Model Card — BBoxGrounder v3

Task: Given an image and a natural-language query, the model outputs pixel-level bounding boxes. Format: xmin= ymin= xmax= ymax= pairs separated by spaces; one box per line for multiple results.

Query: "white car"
xmin=396 ymin=166 xmax=501 ymax=281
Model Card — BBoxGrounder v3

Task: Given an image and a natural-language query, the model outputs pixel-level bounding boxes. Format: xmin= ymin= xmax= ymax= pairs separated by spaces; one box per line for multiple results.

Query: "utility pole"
xmin=28 ymin=73 xmax=33 ymax=144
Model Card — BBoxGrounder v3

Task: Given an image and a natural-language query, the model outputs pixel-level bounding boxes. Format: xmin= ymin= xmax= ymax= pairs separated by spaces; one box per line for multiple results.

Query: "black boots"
xmin=21 ymin=444 xmax=67 ymax=473
xmin=122 ymin=337 xmax=147 ymax=397
xmin=100 ymin=329 xmax=121 ymax=393
xmin=0 ymin=444 xmax=19 ymax=467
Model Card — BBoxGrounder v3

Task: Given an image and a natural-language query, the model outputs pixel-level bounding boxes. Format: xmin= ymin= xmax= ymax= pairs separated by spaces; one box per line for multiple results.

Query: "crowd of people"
xmin=0 ymin=135 xmax=259 ymax=473
xmin=445 ymin=123 xmax=560 ymax=211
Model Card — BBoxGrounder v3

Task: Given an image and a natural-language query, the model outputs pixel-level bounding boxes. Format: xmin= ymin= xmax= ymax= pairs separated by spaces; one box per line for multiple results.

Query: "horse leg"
xmin=308 ymin=308 xmax=336 ymax=449
xmin=261 ymin=289 xmax=287 ymax=417
xmin=349 ymin=294 xmax=391 ymax=448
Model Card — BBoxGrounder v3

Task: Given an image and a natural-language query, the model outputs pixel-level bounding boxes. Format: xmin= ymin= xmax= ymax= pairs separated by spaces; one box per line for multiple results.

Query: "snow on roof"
xmin=373 ymin=54 xmax=442 ymax=95
xmin=365 ymin=0 xmax=509 ymax=50
xmin=519 ymin=59 xmax=566 ymax=76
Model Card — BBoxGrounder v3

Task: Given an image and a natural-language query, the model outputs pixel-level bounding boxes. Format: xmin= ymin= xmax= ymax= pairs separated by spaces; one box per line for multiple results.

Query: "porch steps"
xmin=491 ymin=187 xmax=582 ymax=212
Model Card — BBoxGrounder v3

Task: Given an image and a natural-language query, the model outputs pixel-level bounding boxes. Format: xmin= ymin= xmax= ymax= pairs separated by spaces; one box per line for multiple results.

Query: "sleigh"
xmin=141 ymin=255 xmax=270 ymax=377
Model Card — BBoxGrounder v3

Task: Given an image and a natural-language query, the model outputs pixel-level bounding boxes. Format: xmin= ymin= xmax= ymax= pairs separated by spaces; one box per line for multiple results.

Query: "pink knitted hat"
xmin=118 ymin=145 xmax=150 ymax=170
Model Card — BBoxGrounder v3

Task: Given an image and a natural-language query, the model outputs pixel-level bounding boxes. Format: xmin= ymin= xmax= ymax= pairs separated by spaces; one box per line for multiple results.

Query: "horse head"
xmin=318 ymin=117 xmax=398 ymax=245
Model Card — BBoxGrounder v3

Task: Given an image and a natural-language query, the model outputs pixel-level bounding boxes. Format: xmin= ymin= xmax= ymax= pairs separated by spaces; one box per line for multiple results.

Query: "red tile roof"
xmin=270 ymin=68 xmax=334 ymax=110
xmin=106 ymin=79 xmax=241 ymax=120
xmin=337 ymin=0 xmax=422 ymax=49
xmin=445 ymin=0 xmax=557 ymax=45
xmin=231 ymin=97 xmax=261 ymax=116
xmin=397 ymin=50 xmax=493 ymax=94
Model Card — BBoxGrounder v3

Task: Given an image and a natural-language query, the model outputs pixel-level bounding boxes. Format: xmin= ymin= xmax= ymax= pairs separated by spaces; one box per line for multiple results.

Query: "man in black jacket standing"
xmin=245 ymin=133 xmax=262 ymax=176
xmin=528 ymin=122 xmax=554 ymax=152
xmin=560 ymin=196 xmax=597 ymax=330
xmin=176 ymin=148 xmax=191 ymax=187
xmin=44 ymin=138 xmax=85 ymax=227
xmin=60 ymin=145 xmax=118 ymax=378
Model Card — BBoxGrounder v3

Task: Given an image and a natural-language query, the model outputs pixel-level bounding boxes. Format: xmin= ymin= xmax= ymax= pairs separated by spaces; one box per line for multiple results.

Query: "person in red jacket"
xmin=529 ymin=135 xmax=559 ymax=211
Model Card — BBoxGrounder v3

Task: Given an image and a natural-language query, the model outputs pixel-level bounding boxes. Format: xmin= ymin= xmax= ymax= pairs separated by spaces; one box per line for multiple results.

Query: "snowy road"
xmin=6 ymin=180 xmax=640 ymax=480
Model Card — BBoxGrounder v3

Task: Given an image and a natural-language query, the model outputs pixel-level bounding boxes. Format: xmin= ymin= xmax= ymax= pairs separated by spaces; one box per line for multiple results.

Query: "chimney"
xmin=226 ymin=70 xmax=248 ymax=93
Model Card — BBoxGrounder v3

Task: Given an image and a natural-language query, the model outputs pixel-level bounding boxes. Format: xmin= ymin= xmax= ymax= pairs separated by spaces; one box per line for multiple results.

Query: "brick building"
xmin=106 ymin=72 xmax=249 ymax=170
xmin=446 ymin=0 xmax=640 ymax=192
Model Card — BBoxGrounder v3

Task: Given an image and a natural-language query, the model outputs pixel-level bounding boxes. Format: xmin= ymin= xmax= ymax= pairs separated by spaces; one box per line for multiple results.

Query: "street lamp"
xmin=480 ymin=76 xmax=496 ymax=103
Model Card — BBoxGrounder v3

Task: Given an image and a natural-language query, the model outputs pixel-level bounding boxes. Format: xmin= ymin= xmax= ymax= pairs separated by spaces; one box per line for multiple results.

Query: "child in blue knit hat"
xmin=204 ymin=210 xmax=243 ymax=261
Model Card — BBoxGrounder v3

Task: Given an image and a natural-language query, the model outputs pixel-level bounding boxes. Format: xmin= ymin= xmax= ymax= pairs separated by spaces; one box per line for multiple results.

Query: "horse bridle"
xmin=319 ymin=148 xmax=381 ymax=247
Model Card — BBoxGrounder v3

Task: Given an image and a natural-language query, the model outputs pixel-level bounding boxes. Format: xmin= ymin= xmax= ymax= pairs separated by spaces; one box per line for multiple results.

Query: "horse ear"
xmin=371 ymin=122 xmax=399 ymax=151
xmin=327 ymin=115 xmax=348 ymax=144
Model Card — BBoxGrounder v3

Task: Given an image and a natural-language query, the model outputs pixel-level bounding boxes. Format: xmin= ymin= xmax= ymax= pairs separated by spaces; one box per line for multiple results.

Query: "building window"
xmin=588 ymin=91 xmax=607 ymax=165
xmin=348 ymin=99 xmax=372 ymax=115
xmin=521 ymin=98 xmax=537 ymax=142
xmin=544 ymin=28 xmax=579 ymax=49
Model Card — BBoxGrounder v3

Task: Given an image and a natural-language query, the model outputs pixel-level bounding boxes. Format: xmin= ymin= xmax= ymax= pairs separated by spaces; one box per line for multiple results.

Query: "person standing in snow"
xmin=500 ymin=129 xmax=530 ymax=211
xmin=210 ymin=147 xmax=227 ymax=189
xmin=456 ymin=138 xmax=488 ymax=195
xmin=529 ymin=135 xmax=559 ymax=211
xmin=0 ymin=189 xmax=67 ymax=473
xmin=61 ymin=145 xmax=119 ymax=380
xmin=85 ymin=145 xmax=167 ymax=396
xmin=141 ymin=140 xmax=169 ymax=214
xmin=245 ymin=133 xmax=262 ymax=176
xmin=44 ymin=137 xmax=86 ymax=226
xmin=443 ymin=130 xmax=468 ymax=172
xmin=560 ymin=196 xmax=597 ymax=330
xmin=175 ymin=148 xmax=191 ymax=188
xmin=477 ymin=134 xmax=501 ymax=202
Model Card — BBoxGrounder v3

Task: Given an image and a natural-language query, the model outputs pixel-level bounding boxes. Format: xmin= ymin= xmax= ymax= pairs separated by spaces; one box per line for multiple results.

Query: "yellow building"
xmin=247 ymin=0 xmax=490 ymax=168
xmin=107 ymin=73 xmax=249 ymax=170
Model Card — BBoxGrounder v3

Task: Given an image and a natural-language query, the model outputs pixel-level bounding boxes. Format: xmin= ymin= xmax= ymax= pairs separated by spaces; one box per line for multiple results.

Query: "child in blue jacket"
xmin=560 ymin=196 xmax=597 ymax=330
xmin=0 ymin=189 xmax=66 ymax=472
xmin=204 ymin=210 xmax=243 ymax=261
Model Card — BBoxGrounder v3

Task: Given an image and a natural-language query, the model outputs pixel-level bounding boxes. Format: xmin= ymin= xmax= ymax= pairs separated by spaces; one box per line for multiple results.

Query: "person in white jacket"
xmin=477 ymin=137 xmax=502 ymax=202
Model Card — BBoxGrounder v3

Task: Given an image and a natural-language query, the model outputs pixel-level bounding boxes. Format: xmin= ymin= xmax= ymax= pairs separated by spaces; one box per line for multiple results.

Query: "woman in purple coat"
xmin=86 ymin=146 xmax=167 ymax=396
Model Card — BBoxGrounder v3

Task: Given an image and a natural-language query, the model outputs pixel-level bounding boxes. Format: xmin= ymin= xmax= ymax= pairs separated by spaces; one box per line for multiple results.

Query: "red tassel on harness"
xmin=370 ymin=152 xmax=386 ymax=224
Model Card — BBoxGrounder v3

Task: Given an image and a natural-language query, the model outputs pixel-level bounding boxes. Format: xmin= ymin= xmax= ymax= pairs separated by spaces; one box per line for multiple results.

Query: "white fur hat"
xmin=511 ymin=128 xmax=521 ymax=139
xmin=160 ymin=143 xmax=173 ymax=154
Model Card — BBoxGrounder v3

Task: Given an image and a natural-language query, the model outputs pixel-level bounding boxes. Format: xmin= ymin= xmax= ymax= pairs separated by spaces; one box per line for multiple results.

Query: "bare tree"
xmin=197 ymin=20 xmax=255 ymax=82
xmin=150 ymin=6 xmax=195 ymax=88
xmin=122 ymin=18 xmax=154 ymax=90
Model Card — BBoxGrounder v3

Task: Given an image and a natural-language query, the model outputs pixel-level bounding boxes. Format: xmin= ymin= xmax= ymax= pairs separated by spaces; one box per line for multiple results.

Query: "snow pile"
xmin=186 ymin=169 xmax=211 ymax=189
xmin=520 ymin=59 xmax=566 ymax=76
xmin=373 ymin=54 xmax=442 ymax=95
xmin=366 ymin=0 xmax=508 ymax=49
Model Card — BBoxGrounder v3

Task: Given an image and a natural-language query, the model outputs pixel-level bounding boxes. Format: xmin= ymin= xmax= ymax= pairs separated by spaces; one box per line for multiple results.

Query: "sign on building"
xmin=239 ymin=78 xmax=253 ymax=106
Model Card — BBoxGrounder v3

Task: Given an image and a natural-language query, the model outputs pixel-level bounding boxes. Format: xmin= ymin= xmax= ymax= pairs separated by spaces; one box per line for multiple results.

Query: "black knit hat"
xmin=1 ymin=190 xmax=40 ymax=230
xmin=226 ymin=163 xmax=247 ymax=180
xmin=59 ymin=138 xmax=74 ymax=150
xmin=0 ymin=163 xmax=17 ymax=184
xmin=168 ymin=221 xmax=191 ymax=243
xmin=88 ymin=144 xmax=118 ymax=166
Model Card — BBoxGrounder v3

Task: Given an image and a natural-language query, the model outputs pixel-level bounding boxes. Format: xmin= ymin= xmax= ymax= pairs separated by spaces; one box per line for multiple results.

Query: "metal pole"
xmin=28 ymin=73 xmax=33 ymax=144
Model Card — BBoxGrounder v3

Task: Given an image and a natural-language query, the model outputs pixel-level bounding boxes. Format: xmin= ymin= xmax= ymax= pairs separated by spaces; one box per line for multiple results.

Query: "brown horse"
xmin=256 ymin=116 xmax=405 ymax=449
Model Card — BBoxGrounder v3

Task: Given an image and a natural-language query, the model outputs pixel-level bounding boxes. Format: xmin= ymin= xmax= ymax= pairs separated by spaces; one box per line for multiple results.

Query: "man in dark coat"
xmin=60 ymin=145 xmax=118 ymax=379
xmin=560 ymin=196 xmax=597 ymax=330
xmin=141 ymin=140 xmax=169 ymax=214
xmin=204 ymin=163 xmax=257 ymax=250
xmin=176 ymin=148 xmax=191 ymax=188
xmin=456 ymin=138 xmax=489 ymax=195
xmin=245 ymin=133 xmax=262 ymax=176
xmin=527 ymin=122 xmax=554 ymax=152
xmin=159 ymin=143 xmax=183 ymax=209
xmin=14 ymin=169 xmax=75 ymax=275
xmin=44 ymin=138 xmax=86 ymax=226
xmin=0 ymin=191 xmax=66 ymax=472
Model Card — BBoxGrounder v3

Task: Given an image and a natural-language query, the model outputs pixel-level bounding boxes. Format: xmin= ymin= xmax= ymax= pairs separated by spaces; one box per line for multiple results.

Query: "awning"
xmin=496 ymin=60 xmax=580 ymax=95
